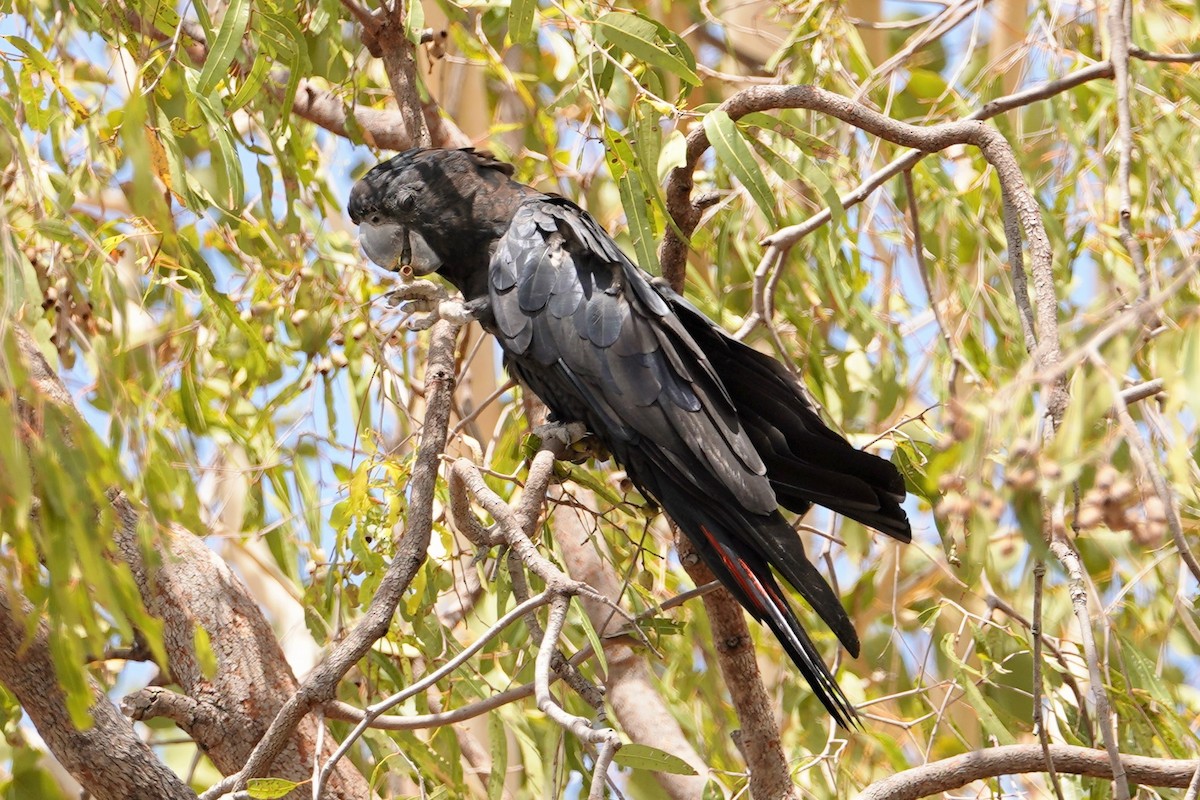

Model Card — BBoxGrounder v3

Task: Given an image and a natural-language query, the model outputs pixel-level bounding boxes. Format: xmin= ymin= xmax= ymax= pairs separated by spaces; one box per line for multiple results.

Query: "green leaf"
xmin=613 ymin=743 xmax=698 ymax=775
xmin=227 ymin=52 xmax=271 ymax=113
xmin=738 ymin=111 xmax=836 ymax=157
xmin=657 ymin=129 xmax=687 ymax=184
xmin=486 ymin=712 xmax=507 ymax=800
xmin=604 ymin=128 xmax=658 ymax=274
xmin=194 ymin=0 xmax=251 ymax=96
xmin=594 ymin=13 xmax=700 ymax=87
xmin=509 ymin=0 xmax=536 ymax=44
xmin=247 ymin=777 xmax=304 ymax=799
xmin=576 ymin=602 xmax=608 ymax=675
xmin=4 ymin=36 xmax=90 ymax=120
xmin=193 ymin=624 xmax=218 ymax=680
xmin=907 ymin=68 xmax=949 ymax=101
xmin=703 ymin=110 xmax=778 ymax=226
xmin=120 ymin=94 xmax=175 ymax=239
xmin=135 ymin=0 xmax=183 ymax=38
xmin=260 ymin=13 xmax=309 ymax=125
xmin=405 ymin=0 xmax=425 ymax=44
xmin=188 ymin=85 xmax=245 ymax=213
xmin=553 ymin=462 xmax=636 ymax=514
xmin=940 ymin=633 xmax=1015 ymax=745
xmin=748 ymin=135 xmax=844 ymax=231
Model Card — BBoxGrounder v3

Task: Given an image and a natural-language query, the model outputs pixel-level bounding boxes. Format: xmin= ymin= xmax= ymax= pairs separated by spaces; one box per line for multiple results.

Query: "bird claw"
xmin=531 ymin=421 xmax=607 ymax=464
xmin=385 ymin=278 xmax=446 ymax=307
xmin=385 ymin=279 xmax=481 ymax=330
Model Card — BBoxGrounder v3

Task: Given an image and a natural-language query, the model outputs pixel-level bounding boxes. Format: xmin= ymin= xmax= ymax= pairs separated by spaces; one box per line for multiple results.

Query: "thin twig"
xmin=322 ymin=582 xmax=722 ymax=732
xmin=661 ymin=61 xmax=1115 ymax=286
xmin=1030 ymin=560 xmax=1067 ymax=800
xmin=1048 ymin=538 xmax=1130 ymax=800
xmin=451 ymin=455 xmax=638 ymax=629
xmin=589 ymin=738 xmax=621 ymax=800
xmin=507 ymin=553 xmax=607 ymax=711
xmin=450 ymin=378 xmax=517 ymax=436
xmin=1118 ymin=378 xmax=1164 ymax=406
xmin=1130 ymin=46 xmax=1200 ymax=64
xmin=536 ymin=596 xmax=622 ymax=794
xmin=1015 ymin=261 xmax=1197 ymax=395
xmin=313 ymin=592 xmax=553 ymax=796
xmin=1108 ymin=0 xmax=1149 ymax=294
xmin=983 ymin=588 xmax=1092 ymax=735
xmin=1185 ymin=761 xmax=1200 ymax=800
xmin=199 ymin=319 xmax=463 ymax=800
xmin=859 ymin=0 xmax=983 ymax=98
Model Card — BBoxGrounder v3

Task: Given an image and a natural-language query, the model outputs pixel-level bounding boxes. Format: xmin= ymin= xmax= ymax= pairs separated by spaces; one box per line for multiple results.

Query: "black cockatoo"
xmin=348 ymin=148 xmax=910 ymax=726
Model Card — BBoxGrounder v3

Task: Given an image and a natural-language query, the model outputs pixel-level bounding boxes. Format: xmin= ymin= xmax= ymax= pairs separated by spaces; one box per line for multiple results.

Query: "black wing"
xmin=486 ymin=196 xmax=885 ymax=724
xmin=489 ymin=197 xmax=776 ymax=516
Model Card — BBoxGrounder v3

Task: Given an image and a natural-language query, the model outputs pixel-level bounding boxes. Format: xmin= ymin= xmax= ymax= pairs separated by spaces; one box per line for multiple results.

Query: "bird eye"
xmin=399 ymin=193 xmax=416 ymax=212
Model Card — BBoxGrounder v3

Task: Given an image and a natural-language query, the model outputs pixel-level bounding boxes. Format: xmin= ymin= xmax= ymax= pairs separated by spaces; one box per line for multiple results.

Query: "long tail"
xmin=655 ymin=477 xmax=861 ymax=727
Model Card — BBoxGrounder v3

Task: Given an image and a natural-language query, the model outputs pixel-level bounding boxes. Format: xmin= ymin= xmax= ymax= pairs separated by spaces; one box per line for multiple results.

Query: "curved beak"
xmin=359 ymin=222 xmax=442 ymax=276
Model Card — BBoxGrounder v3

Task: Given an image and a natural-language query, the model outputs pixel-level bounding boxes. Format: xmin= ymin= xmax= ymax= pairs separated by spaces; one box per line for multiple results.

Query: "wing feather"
xmin=488 ymin=198 xmax=774 ymax=513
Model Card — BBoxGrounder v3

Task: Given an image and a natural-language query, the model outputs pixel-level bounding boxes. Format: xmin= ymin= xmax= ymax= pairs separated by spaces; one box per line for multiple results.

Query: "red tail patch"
xmin=699 ymin=524 xmax=777 ymax=617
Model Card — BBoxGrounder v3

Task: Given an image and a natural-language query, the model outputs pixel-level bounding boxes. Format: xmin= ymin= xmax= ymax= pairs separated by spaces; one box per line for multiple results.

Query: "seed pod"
xmin=1076 ymin=503 xmax=1103 ymax=529
xmin=1110 ymin=479 xmax=1135 ymax=505
xmin=1143 ymin=495 xmax=1167 ymax=523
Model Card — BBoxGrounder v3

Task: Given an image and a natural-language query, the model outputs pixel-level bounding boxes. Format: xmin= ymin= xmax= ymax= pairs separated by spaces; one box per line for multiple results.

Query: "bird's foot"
xmin=385 ymin=279 xmax=482 ymax=330
xmin=531 ymin=420 xmax=608 ymax=464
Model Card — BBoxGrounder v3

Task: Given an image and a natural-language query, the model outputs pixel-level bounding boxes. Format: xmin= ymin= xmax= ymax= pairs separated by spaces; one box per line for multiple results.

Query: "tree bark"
xmin=0 ymin=591 xmax=198 ymax=800
xmin=7 ymin=326 xmax=372 ymax=799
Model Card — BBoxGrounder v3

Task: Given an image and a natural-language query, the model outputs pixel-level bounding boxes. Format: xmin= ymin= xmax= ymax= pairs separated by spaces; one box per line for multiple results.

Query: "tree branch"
xmin=0 ymin=592 xmax=198 ymax=800
xmin=313 ymin=592 xmax=554 ymax=796
xmin=536 ymin=593 xmax=623 ymax=800
xmin=322 ymin=584 xmax=720 ymax=732
xmin=553 ymin=489 xmax=710 ymax=799
xmin=657 ymin=85 xmax=1065 ymax=425
xmin=1100 ymin=357 xmax=1200 ymax=583
xmin=659 ymin=62 xmax=1116 ymax=287
xmin=1029 ymin=560 xmax=1066 ymax=800
xmin=677 ymin=538 xmax=800 ymax=800
xmin=1108 ymin=0 xmax=1148 ymax=295
xmin=859 ymin=744 xmax=1199 ymax=800
xmin=201 ymin=318 xmax=462 ymax=799
xmin=130 ymin=6 xmax=469 ymax=152
xmin=375 ymin=1 xmax=432 ymax=149
xmin=1048 ymin=538 xmax=1129 ymax=800
xmin=1129 ymin=46 xmax=1200 ymax=64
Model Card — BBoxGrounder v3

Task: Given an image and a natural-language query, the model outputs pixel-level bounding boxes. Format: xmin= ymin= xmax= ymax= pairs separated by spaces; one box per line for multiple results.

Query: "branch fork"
xmin=446 ymin=449 xmax=636 ymax=798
